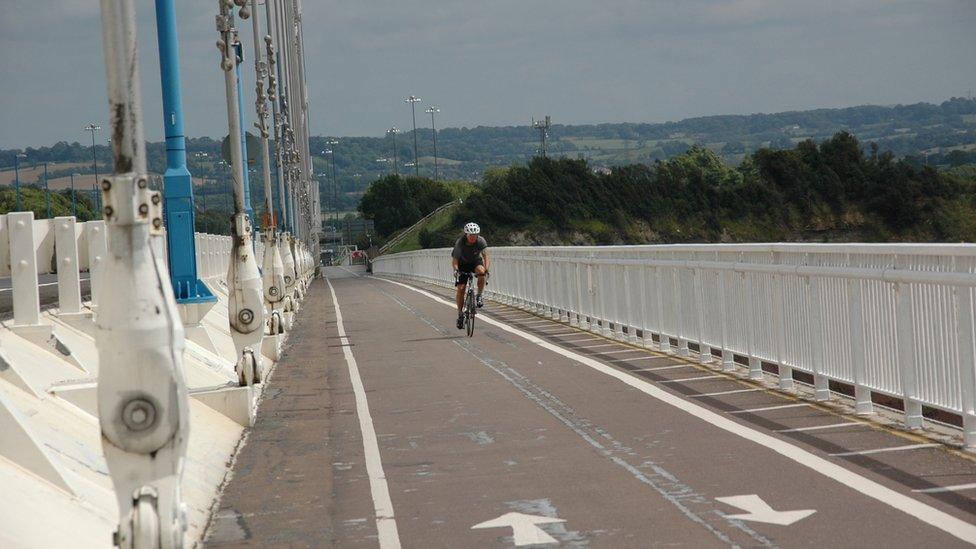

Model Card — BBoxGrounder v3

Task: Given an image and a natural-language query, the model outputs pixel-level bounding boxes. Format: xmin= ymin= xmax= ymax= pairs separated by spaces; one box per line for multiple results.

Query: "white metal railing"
xmin=373 ymin=244 xmax=976 ymax=446
xmin=0 ymin=212 xmax=232 ymax=324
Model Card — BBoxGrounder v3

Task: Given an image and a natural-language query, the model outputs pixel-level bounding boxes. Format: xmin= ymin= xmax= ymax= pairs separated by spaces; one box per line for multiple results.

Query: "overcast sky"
xmin=1 ymin=1 xmax=973 ymax=149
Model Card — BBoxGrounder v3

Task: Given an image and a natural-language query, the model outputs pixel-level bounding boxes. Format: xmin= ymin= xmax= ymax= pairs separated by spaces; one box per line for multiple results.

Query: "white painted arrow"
xmin=716 ymin=495 xmax=816 ymax=526
xmin=472 ymin=512 xmax=566 ymax=546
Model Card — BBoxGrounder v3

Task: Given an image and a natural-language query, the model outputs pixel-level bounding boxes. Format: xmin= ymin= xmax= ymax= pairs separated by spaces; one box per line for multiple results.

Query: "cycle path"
xmin=206 ymin=266 xmax=976 ymax=547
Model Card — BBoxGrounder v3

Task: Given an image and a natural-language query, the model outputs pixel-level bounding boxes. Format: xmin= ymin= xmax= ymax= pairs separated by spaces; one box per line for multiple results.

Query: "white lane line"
xmin=574 ymin=343 xmax=619 ymax=349
xmin=913 ymin=483 xmax=976 ymax=494
xmin=728 ymin=403 xmax=809 ymax=414
xmin=326 ymin=278 xmax=402 ymax=549
xmin=830 ymin=444 xmax=941 ymax=457
xmin=660 ymin=375 xmax=725 ymax=383
xmin=632 ymin=364 xmax=689 ymax=372
xmin=375 ymin=276 xmax=976 ymax=545
xmin=692 ymin=388 xmax=763 ymax=398
xmin=776 ymin=422 xmax=864 ymax=433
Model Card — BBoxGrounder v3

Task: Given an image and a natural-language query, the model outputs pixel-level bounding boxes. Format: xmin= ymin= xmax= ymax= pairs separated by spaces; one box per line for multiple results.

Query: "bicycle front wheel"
xmin=466 ymin=293 xmax=476 ymax=337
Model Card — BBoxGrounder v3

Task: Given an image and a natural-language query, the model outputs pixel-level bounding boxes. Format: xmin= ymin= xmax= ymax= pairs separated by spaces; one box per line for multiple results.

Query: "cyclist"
xmin=452 ymin=222 xmax=490 ymax=329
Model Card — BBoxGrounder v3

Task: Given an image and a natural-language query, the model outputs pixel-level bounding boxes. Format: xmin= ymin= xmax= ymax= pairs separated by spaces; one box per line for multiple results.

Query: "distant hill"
xmin=3 ymin=98 xmax=975 ymax=212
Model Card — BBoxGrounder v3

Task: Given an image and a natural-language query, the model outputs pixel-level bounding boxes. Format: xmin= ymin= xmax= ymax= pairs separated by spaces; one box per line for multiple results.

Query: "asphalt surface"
xmin=0 ymin=273 xmax=91 ymax=314
xmin=205 ymin=266 xmax=976 ymax=548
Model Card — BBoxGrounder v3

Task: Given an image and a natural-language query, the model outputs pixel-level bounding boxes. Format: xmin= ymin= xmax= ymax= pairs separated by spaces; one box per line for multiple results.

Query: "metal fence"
xmin=373 ymin=244 xmax=976 ymax=445
xmin=0 ymin=211 xmax=232 ymax=326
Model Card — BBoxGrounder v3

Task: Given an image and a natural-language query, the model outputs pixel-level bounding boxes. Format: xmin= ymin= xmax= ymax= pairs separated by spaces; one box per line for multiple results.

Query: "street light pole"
xmin=70 ymin=173 xmax=78 ymax=218
xmin=388 ymin=126 xmax=400 ymax=176
xmin=84 ymin=123 xmax=101 ymax=217
xmin=325 ymin=138 xmax=339 ymax=239
xmin=13 ymin=153 xmax=26 ymax=212
xmin=405 ymin=95 xmax=421 ymax=176
xmin=426 ymin=106 xmax=440 ymax=181
xmin=43 ymin=162 xmax=50 ymax=218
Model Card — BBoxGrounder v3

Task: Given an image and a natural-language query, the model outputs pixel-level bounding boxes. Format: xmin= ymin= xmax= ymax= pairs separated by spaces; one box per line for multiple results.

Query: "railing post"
xmin=953 ymin=283 xmax=976 ymax=448
xmin=655 ymin=266 xmax=669 ymax=352
xmin=675 ymin=268 xmax=689 ymax=357
xmin=773 ymin=272 xmax=793 ymax=390
xmin=808 ymin=275 xmax=831 ymax=400
xmin=86 ymin=221 xmax=107 ymax=310
xmin=640 ymin=264 xmax=654 ymax=348
xmin=54 ymin=217 xmax=83 ymax=315
xmin=745 ymin=271 xmax=762 ymax=379
xmin=599 ymin=263 xmax=612 ymax=336
xmin=718 ymin=268 xmax=734 ymax=371
xmin=8 ymin=212 xmax=40 ymax=327
xmin=694 ymin=267 xmax=709 ymax=363
xmin=895 ymin=282 xmax=923 ymax=428
xmin=847 ymin=280 xmax=874 ymax=415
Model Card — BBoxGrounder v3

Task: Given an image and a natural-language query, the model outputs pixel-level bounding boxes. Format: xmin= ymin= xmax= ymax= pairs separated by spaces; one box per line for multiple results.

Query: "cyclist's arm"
xmin=482 ymin=249 xmax=490 ymax=272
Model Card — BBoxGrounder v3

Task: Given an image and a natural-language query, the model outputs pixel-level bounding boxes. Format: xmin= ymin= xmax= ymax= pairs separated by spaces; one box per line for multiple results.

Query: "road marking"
xmin=574 ymin=342 xmax=619 ymax=349
xmin=692 ymin=388 xmax=763 ymax=398
xmin=471 ymin=512 xmax=565 ymax=546
xmin=632 ymin=364 xmax=688 ymax=372
xmin=660 ymin=375 xmax=724 ymax=383
xmin=326 ymin=277 xmax=402 ymax=549
xmin=715 ymin=495 xmax=816 ymax=526
xmin=377 ymin=276 xmax=976 ymax=545
xmin=913 ymin=483 xmax=976 ymax=494
xmin=608 ymin=356 xmax=660 ymax=362
xmin=830 ymin=443 xmax=940 ymax=457
xmin=557 ymin=336 xmax=601 ymax=343
xmin=729 ymin=403 xmax=808 ymax=414
xmin=776 ymin=422 xmax=864 ymax=433
xmin=598 ymin=348 xmax=646 ymax=355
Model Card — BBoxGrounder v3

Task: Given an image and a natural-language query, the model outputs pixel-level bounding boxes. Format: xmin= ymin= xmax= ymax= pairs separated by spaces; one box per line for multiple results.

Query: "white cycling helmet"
xmin=464 ymin=222 xmax=481 ymax=235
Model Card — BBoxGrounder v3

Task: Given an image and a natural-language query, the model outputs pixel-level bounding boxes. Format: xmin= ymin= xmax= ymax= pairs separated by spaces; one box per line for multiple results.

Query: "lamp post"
xmin=70 ymin=173 xmax=78 ymax=218
xmin=43 ymin=162 xmax=51 ymax=218
xmin=405 ymin=95 xmax=421 ymax=176
xmin=324 ymin=138 xmax=339 ymax=237
xmin=426 ymin=106 xmax=440 ymax=181
xmin=388 ymin=127 xmax=400 ymax=176
xmin=13 ymin=153 xmax=26 ymax=212
xmin=84 ymin=123 xmax=101 ymax=217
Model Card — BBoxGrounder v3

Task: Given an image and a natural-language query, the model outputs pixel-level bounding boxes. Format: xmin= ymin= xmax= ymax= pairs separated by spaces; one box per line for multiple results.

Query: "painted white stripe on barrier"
xmin=326 ymin=277 xmax=402 ymax=549
xmin=830 ymin=444 xmax=940 ymax=457
xmin=377 ymin=276 xmax=976 ymax=545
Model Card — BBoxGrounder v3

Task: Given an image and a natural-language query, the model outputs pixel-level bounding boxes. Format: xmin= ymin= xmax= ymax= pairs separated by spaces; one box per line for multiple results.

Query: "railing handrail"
xmin=376 ymin=198 xmax=462 ymax=256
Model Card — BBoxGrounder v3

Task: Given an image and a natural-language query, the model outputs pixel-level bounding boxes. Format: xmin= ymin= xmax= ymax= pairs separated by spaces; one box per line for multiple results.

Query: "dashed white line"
xmin=913 ymin=483 xmax=976 ymax=494
xmin=692 ymin=388 xmax=763 ymax=398
xmin=326 ymin=277 xmax=401 ymax=549
xmin=632 ymin=364 xmax=689 ymax=372
xmin=660 ymin=375 xmax=725 ymax=383
xmin=378 ymin=277 xmax=976 ymax=545
xmin=776 ymin=422 xmax=864 ymax=433
xmin=830 ymin=444 xmax=940 ymax=457
xmin=729 ymin=403 xmax=808 ymax=414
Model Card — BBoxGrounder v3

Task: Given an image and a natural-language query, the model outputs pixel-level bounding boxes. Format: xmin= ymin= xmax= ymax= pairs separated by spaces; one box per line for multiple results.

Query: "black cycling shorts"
xmin=455 ymin=260 xmax=484 ymax=286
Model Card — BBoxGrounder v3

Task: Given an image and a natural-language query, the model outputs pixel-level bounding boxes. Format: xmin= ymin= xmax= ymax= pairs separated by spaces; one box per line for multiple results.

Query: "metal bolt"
xmin=239 ymin=309 xmax=254 ymax=324
xmin=269 ymin=286 xmax=279 ymax=296
xmin=102 ymin=179 xmax=112 ymax=191
xmin=139 ymin=204 xmax=149 ymax=216
xmin=151 ymin=194 xmax=161 ymax=205
xmin=104 ymin=206 xmax=114 ymax=217
xmin=137 ymin=178 xmax=147 ymax=189
xmin=153 ymin=218 xmax=163 ymax=229
xmin=121 ymin=399 xmax=156 ymax=432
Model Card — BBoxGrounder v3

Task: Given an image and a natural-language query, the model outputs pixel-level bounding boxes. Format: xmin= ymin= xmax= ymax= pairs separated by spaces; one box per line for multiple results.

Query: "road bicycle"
xmin=457 ymin=271 xmax=488 ymax=337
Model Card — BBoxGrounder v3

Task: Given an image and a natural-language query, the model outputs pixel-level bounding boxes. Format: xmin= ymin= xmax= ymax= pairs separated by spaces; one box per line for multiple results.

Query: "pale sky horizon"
xmin=1 ymin=0 xmax=973 ymax=150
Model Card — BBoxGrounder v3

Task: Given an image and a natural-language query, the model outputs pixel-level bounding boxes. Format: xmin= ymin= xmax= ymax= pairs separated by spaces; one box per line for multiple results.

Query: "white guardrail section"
xmin=374 ymin=244 xmax=976 ymax=446
xmin=0 ymin=212 xmax=269 ymax=548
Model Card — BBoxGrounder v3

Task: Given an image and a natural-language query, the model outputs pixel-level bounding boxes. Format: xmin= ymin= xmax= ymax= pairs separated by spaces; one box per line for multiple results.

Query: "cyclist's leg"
xmin=455 ymin=279 xmax=466 ymax=314
xmin=474 ymin=264 xmax=487 ymax=307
